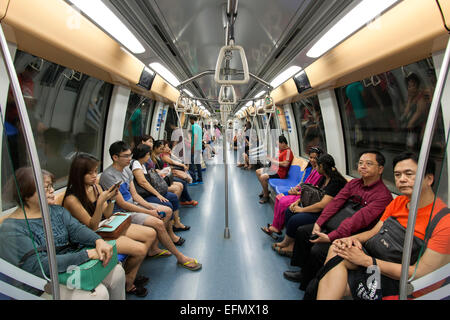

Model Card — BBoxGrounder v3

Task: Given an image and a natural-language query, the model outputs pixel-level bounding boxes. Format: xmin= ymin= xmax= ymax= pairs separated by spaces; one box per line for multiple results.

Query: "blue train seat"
xmin=268 ymin=163 xmax=312 ymax=195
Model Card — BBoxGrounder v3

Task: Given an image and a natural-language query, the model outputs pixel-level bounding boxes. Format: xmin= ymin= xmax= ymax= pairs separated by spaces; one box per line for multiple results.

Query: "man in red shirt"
xmin=256 ymin=135 xmax=294 ymax=204
xmin=317 ymin=152 xmax=450 ymax=300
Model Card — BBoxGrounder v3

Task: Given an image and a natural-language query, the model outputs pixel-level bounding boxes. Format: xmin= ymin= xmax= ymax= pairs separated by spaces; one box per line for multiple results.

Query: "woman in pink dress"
xmin=261 ymin=147 xmax=324 ymax=236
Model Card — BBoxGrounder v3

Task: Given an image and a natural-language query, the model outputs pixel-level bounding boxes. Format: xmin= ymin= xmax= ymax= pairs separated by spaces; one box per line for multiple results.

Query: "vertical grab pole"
xmin=223 ymin=113 xmax=230 ymax=238
xmin=399 ymin=37 xmax=450 ymax=300
xmin=0 ymin=25 xmax=60 ymax=299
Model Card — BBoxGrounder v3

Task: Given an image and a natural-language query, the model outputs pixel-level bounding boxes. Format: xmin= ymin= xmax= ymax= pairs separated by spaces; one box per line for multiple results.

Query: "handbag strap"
xmin=424 ymin=207 xmax=450 ymax=246
xmin=18 ymin=243 xmax=76 ymax=268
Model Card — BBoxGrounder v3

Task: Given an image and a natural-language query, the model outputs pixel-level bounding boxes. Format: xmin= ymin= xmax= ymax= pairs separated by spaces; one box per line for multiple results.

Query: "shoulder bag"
xmin=324 ymin=195 xmax=365 ymax=232
xmin=300 ymin=183 xmax=326 ymax=208
xmin=364 ymin=207 xmax=450 ymax=264
xmin=130 ymin=161 xmax=168 ymax=197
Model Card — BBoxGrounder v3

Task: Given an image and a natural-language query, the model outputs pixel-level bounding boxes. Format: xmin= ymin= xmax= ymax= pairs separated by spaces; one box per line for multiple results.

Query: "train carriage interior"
xmin=0 ymin=0 xmax=449 ymax=304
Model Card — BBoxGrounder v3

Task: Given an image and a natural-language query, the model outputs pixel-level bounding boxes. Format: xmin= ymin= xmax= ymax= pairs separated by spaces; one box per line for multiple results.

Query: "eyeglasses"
xmin=357 ymin=161 xmax=378 ymax=168
xmin=118 ymin=153 xmax=132 ymax=158
xmin=44 ymin=184 xmax=54 ymax=192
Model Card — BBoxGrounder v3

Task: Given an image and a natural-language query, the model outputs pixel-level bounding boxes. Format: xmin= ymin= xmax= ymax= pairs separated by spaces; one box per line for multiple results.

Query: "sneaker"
xmin=197 ymin=181 xmax=204 ymax=185
xmin=188 ymin=182 xmax=198 ymax=186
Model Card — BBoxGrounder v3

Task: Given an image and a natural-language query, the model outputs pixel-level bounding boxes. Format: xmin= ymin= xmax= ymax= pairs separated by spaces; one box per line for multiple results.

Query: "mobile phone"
xmin=310 ymin=234 xmax=319 ymax=240
xmin=113 ymin=181 xmax=121 ymax=189
xmin=158 ymin=211 xmax=166 ymax=218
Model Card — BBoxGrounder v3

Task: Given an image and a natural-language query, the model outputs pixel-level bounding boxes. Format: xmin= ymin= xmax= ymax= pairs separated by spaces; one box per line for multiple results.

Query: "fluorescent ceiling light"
xmin=245 ymin=101 xmax=253 ymax=107
xmin=149 ymin=62 xmax=180 ymax=87
xmin=307 ymin=0 xmax=398 ymax=58
xmin=68 ymin=0 xmax=145 ymax=54
xmin=270 ymin=66 xmax=302 ymax=89
xmin=183 ymin=89 xmax=194 ymax=97
xmin=254 ymin=91 xmax=265 ymax=98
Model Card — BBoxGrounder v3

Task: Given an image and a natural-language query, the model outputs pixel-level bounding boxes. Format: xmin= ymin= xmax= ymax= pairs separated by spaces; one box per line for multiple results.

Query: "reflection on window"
xmin=335 ymin=58 xmax=447 ymax=191
xmin=291 ymin=95 xmax=327 ymax=157
xmin=2 ymin=50 xmax=112 ymax=192
xmin=122 ymin=92 xmax=154 ymax=149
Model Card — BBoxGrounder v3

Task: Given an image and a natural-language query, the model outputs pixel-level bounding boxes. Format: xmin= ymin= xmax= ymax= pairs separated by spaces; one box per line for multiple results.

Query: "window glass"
xmin=122 ymin=92 xmax=155 ymax=149
xmin=291 ymin=95 xmax=327 ymax=157
xmin=3 ymin=50 xmax=112 ymax=190
xmin=335 ymin=58 xmax=447 ymax=191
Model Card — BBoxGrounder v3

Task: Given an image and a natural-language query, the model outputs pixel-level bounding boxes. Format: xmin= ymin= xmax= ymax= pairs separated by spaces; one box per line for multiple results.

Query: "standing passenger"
xmin=189 ymin=116 xmax=203 ymax=185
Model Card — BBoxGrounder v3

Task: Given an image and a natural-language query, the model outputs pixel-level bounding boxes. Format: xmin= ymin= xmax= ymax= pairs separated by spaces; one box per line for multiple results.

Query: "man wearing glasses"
xmin=283 ymin=150 xmax=393 ymax=292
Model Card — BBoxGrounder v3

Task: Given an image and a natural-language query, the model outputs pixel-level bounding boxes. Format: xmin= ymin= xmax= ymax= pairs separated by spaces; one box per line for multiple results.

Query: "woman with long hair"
xmin=261 ymin=147 xmax=324 ymax=236
xmin=272 ymin=153 xmax=347 ymax=257
xmin=63 ymin=153 xmax=158 ymax=297
xmin=0 ymin=167 xmax=126 ymax=299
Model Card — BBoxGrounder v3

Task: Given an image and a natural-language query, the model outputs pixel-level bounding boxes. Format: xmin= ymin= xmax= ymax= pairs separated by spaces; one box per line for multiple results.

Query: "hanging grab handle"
xmin=214 ymin=45 xmax=250 ymax=85
xmin=218 ymin=85 xmax=237 ymax=105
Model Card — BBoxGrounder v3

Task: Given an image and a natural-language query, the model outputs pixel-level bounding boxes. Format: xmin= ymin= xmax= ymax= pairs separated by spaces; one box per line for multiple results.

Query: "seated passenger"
xmin=151 ymin=140 xmax=184 ymax=197
xmin=131 ymin=143 xmax=190 ymax=232
xmin=272 ymin=154 xmax=347 ymax=257
xmin=0 ymin=167 xmax=126 ymax=300
xmin=63 ymin=153 xmax=161 ymax=297
xmin=283 ymin=150 xmax=393 ymax=290
xmin=317 ymin=152 xmax=450 ymax=300
xmin=160 ymin=141 xmax=193 ymax=184
xmin=256 ymin=135 xmax=294 ymax=204
xmin=261 ymin=147 xmax=324 ymax=236
xmin=99 ymin=141 xmax=201 ymax=271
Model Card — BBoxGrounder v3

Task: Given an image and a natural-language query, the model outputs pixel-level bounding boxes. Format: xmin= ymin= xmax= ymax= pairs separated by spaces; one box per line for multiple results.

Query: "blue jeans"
xmin=173 ymin=177 xmax=192 ymax=202
xmin=285 ymin=208 xmax=320 ymax=238
xmin=189 ymin=150 xmax=203 ymax=182
xmin=145 ymin=191 xmax=179 ymax=211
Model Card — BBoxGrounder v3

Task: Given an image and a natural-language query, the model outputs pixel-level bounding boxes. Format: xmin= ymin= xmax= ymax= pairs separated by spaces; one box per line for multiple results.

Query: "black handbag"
xmin=364 ymin=207 xmax=450 ymax=264
xmin=300 ymin=183 xmax=326 ymax=208
xmin=324 ymin=195 xmax=365 ymax=232
xmin=131 ymin=161 xmax=168 ymax=197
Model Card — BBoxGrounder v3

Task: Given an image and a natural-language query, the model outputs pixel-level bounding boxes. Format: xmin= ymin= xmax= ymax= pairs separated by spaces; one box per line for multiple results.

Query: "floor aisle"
xmin=129 ymin=147 xmax=304 ymax=300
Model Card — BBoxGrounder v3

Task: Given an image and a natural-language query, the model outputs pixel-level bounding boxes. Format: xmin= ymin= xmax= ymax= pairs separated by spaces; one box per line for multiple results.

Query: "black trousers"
xmin=291 ymin=223 xmax=331 ymax=291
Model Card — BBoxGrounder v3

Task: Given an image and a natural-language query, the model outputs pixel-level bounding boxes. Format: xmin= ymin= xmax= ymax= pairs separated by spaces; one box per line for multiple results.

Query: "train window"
xmin=2 ymin=50 xmax=112 ymax=192
xmin=335 ymin=58 xmax=447 ymax=192
xmin=291 ymin=95 xmax=327 ymax=157
xmin=122 ymin=92 xmax=155 ymax=148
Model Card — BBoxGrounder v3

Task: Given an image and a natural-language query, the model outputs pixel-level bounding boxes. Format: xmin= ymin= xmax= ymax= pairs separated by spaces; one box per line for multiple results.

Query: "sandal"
xmin=149 ymin=249 xmax=172 ymax=258
xmin=173 ymin=225 xmax=191 ymax=232
xmin=275 ymin=246 xmax=293 ymax=258
xmin=259 ymin=196 xmax=270 ymax=204
xmin=177 ymin=259 xmax=202 ymax=271
xmin=173 ymin=237 xmax=185 ymax=246
xmin=126 ymin=284 xmax=148 ymax=297
xmin=258 ymin=192 xmax=264 ymax=198
xmin=261 ymin=224 xmax=281 ymax=239
xmin=134 ymin=275 xmax=149 ymax=287
xmin=271 ymin=242 xmax=283 ymax=251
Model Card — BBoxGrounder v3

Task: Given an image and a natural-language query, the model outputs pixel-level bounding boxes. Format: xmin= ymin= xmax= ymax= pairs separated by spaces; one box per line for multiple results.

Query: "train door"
xmin=150 ymin=101 xmax=169 ymax=140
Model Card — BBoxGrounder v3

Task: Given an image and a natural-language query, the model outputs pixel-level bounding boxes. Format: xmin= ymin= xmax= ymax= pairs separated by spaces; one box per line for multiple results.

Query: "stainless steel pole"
xmin=0 ymin=25 xmax=60 ymax=299
xmin=223 ymin=124 xmax=230 ymax=238
xmin=399 ymin=36 xmax=450 ymax=300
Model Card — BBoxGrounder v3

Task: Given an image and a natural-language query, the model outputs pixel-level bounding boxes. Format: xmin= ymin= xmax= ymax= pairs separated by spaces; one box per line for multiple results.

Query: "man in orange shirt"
xmin=256 ymin=135 xmax=294 ymax=204
xmin=317 ymin=152 xmax=449 ymax=300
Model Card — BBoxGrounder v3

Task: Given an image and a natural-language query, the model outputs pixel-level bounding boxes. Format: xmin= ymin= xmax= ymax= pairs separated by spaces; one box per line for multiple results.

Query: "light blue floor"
xmin=128 ymin=147 xmax=304 ymax=300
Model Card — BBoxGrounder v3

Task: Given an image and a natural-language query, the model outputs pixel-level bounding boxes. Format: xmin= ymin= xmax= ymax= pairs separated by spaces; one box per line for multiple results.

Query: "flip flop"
xmin=275 ymin=246 xmax=293 ymax=258
xmin=261 ymin=225 xmax=281 ymax=240
xmin=126 ymin=284 xmax=148 ymax=297
xmin=149 ymin=249 xmax=172 ymax=258
xmin=259 ymin=196 xmax=270 ymax=204
xmin=174 ymin=237 xmax=185 ymax=246
xmin=134 ymin=275 xmax=149 ymax=287
xmin=173 ymin=225 xmax=191 ymax=232
xmin=177 ymin=259 xmax=202 ymax=271
xmin=271 ymin=242 xmax=283 ymax=251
